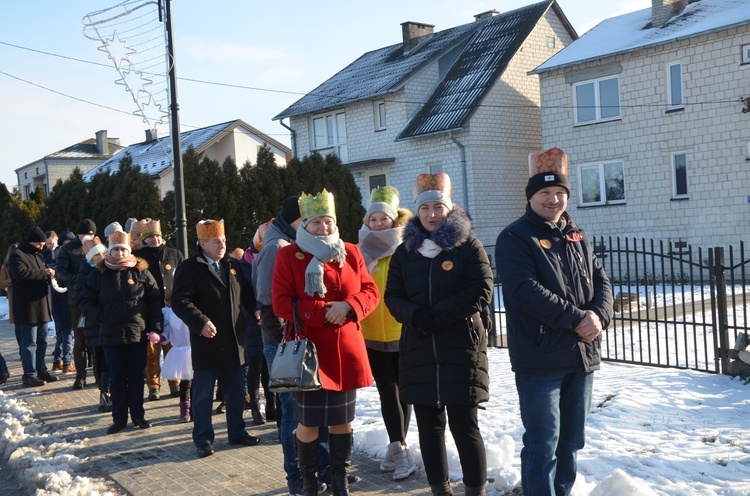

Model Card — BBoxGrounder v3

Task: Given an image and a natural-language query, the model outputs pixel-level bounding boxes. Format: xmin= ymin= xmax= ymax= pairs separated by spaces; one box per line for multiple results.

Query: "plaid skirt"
xmin=294 ymin=388 xmax=357 ymax=427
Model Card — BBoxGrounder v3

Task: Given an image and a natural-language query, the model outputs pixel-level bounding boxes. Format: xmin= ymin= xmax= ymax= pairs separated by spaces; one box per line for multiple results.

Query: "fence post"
xmin=713 ymin=247 xmax=730 ymax=375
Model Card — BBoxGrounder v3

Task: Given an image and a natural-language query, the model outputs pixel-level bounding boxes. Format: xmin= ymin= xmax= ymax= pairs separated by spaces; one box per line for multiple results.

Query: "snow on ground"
xmin=1 ymin=295 xmax=749 ymax=495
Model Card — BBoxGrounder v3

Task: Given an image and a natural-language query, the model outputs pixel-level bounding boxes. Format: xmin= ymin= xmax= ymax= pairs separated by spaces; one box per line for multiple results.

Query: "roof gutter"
xmin=448 ymin=131 xmax=469 ymax=211
xmin=278 ymin=118 xmax=297 ymax=160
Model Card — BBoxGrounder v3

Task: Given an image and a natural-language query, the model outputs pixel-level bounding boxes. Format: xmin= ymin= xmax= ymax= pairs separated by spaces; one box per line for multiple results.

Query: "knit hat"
xmin=196 ymin=219 xmax=225 ymax=239
xmin=24 ymin=226 xmax=47 ymax=243
xmin=413 ymin=173 xmax=453 ymax=211
xmin=280 ymin=195 xmax=302 ymax=224
xmin=58 ymin=230 xmax=75 ymax=244
xmin=526 ymin=147 xmax=570 ymax=200
xmin=83 ymin=236 xmax=106 ymax=263
xmin=365 ymin=186 xmax=400 ymax=224
xmin=104 ymin=221 xmax=123 ymax=238
xmin=107 ymin=230 xmax=131 ymax=255
xmin=299 ymin=189 xmax=336 ymax=227
xmin=76 ymin=218 xmax=96 ymax=235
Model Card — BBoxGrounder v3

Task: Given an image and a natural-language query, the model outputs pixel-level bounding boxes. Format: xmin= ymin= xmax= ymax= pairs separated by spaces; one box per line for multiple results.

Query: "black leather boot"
xmin=72 ymin=371 xmax=86 ymax=390
xmin=295 ymin=437 xmax=319 ymax=496
xmin=329 ymin=432 xmax=353 ymax=496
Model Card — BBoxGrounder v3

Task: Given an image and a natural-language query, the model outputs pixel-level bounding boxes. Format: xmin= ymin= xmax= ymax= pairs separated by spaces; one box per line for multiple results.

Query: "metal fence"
xmin=486 ymin=238 xmax=750 ymax=375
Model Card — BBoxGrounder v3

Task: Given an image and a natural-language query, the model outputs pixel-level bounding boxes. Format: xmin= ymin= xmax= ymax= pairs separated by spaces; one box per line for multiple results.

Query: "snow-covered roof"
xmin=82 ymin=119 xmax=288 ymax=181
xmin=532 ymin=0 xmax=750 ymax=74
xmin=276 ymin=1 xmax=574 ymax=140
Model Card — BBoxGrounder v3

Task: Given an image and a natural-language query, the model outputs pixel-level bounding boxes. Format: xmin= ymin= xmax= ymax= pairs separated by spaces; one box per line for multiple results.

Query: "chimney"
xmin=652 ymin=0 xmax=687 ymax=27
xmin=95 ymin=130 xmax=109 ymax=155
xmin=145 ymin=128 xmax=158 ymax=142
xmin=401 ymin=21 xmax=434 ymax=53
xmin=474 ymin=10 xmax=499 ymax=21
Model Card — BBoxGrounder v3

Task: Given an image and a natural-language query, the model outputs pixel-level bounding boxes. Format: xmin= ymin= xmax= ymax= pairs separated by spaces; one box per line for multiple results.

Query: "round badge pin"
xmin=127 ymin=278 xmax=135 ymax=285
xmin=295 ymin=252 xmax=305 ymax=260
xmin=165 ymin=264 xmax=171 ymax=270
xmin=540 ymin=239 xmax=552 ymax=249
xmin=230 ymin=268 xmax=237 ymax=275
xmin=441 ymin=260 xmax=454 ymax=271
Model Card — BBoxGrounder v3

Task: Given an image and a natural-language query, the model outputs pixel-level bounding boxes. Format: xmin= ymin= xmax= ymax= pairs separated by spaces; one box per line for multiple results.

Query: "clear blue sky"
xmin=0 ymin=0 xmax=649 ymax=190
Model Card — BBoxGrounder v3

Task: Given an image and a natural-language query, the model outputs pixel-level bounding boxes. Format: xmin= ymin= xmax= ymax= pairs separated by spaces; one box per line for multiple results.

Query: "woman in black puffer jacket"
xmin=80 ymin=230 xmax=162 ymax=435
xmin=385 ymin=173 xmax=493 ymax=496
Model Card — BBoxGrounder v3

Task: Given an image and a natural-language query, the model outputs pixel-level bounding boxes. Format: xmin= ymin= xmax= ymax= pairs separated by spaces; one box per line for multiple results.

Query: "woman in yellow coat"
xmin=358 ymin=186 xmax=417 ymax=480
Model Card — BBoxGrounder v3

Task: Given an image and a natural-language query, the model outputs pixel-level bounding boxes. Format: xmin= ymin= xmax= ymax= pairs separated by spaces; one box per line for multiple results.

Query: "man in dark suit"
xmin=171 ymin=219 xmax=259 ymax=458
xmin=8 ymin=227 xmax=59 ymax=387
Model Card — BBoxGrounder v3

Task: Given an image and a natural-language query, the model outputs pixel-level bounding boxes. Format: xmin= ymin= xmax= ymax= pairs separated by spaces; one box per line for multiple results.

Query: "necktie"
xmin=212 ymin=261 xmax=222 ymax=278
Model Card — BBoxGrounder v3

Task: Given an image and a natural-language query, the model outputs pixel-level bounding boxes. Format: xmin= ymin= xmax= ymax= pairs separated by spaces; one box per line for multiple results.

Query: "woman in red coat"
xmin=273 ymin=189 xmax=379 ymax=496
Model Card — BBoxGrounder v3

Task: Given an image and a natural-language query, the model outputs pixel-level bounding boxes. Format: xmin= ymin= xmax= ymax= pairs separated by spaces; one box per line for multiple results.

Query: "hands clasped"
xmin=324 ymin=301 xmax=352 ymax=326
xmin=201 ymin=321 xmax=218 ymax=338
xmin=575 ymin=310 xmax=602 ymax=343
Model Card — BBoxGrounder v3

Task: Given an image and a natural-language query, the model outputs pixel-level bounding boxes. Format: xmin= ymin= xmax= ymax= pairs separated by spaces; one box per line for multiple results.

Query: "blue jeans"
xmin=192 ymin=365 xmax=248 ymax=447
xmin=264 ymin=341 xmax=331 ymax=487
xmin=15 ymin=322 xmax=50 ymax=378
xmin=515 ymin=371 xmax=594 ymax=496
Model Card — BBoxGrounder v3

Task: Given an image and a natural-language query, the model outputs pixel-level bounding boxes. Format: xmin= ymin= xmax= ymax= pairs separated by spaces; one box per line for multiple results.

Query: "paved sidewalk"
xmin=0 ymin=320 xmax=443 ymax=495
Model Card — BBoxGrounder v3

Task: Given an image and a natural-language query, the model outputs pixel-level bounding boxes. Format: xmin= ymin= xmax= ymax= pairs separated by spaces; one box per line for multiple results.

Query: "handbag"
xmin=268 ymin=300 xmax=322 ymax=393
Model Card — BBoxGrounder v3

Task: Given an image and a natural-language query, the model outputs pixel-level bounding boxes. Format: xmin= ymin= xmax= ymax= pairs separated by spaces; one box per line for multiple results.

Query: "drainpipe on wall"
xmin=279 ymin=118 xmax=297 ymax=160
xmin=449 ymin=131 xmax=469 ymax=211
xmin=43 ymin=157 xmax=50 ymax=196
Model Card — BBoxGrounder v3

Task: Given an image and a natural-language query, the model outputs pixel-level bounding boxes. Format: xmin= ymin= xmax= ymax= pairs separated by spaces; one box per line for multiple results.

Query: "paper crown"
xmin=299 ymin=189 xmax=336 ymax=221
xmin=413 ymin=173 xmax=452 ymax=199
xmin=370 ymin=186 xmax=399 ymax=208
xmin=108 ymin=230 xmax=131 ymax=248
xmin=127 ymin=218 xmax=143 ymax=248
xmin=196 ymin=219 xmax=225 ymax=239
xmin=528 ymin=147 xmax=568 ymax=178
xmin=140 ymin=218 xmax=161 ymax=239
xmin=253 ymin=218 xmax=274 ymax=252
xmin=83 ymin=236 xmax=106 ymax=263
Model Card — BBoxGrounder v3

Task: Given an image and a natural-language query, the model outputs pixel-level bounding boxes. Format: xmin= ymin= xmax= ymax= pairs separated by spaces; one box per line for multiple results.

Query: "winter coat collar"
xmin=403 ymin=204 xmax=472 ymax=253
xmin=96 ymin=257 xmax=149 ymax=273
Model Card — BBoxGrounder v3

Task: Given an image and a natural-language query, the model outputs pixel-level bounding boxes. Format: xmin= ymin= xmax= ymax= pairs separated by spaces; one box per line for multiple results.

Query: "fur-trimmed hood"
xmin=403 ymin=205 xmax=472 ymax=253
xmin=95 ymin=257 xmax=149 ymax=273
xmin=362 ymin=207 xmax=413 ymax=227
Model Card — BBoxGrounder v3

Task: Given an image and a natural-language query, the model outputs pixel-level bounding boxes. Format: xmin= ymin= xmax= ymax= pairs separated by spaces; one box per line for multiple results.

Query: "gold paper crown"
xmin=253 ymin=218 xmax=274 ymax=252
xmin=369 ymin=186 xmax=399 ymax=209
xmin=82 ymin=236 xmax=103 ymax=253
xmin=413 ymin=173 xmax=451 ymax=199
xmin=196 ymin=219 xmax=225 ymax=239
xmin=108 ymin=230 xmax=130 ymax=247
xmin=299 ymin=189 xmax=336 ymax=221
xmin=529 ymin=147 xmax=568 ymax=178
xmin=128 ymin=218 xmax=143 ymax=248
xmin=140 ymin=218 xmax=161 ymax=239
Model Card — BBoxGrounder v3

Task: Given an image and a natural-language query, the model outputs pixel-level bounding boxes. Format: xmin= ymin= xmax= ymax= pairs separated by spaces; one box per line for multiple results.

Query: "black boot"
xmin=72 ymin=371 xmax=86 ymax=390
xmin=296 ymin=437 xmax=319 ymax=496
xmin=329 ymin=432 xmax=353 ymax=496
xmin=430 ymin=481 xmax=454 ymax=496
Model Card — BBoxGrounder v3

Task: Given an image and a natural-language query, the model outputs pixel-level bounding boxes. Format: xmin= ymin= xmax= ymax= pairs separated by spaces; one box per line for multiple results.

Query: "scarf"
xmin=273 ymin=215 xmax=297 ymax=240
xmin=104 ymin=252 xmax=137 ymax=270
xmin=417 ymin=238 xmax=443 ymax=259
xmin=358 ymin=225 xmax=404 ymax=273
xmin=295 ymin=225 xmax=347 ymax=298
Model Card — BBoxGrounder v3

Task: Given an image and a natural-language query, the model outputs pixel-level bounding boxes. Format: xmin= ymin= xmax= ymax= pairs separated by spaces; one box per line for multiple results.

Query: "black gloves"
xmin=413 ymin=309 xmax=439 ymax=335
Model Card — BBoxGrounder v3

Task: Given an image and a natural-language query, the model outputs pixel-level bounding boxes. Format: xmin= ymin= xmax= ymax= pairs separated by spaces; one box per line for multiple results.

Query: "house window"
xmin=427 ymin=163 xmax=443 ymax=174
xmin=545 ymin=36 xmax=555 ymax=49
xmin=742 ymin=44 xmax=750 ymax=64
xmin=368 ymin=174 xmax=387 ymax=191
xmin=578 ymin=160 xmax=626 ymax=206
xmin=375 ymin=101 xmax=386 ymax=131
xmin=667 ymin=62 xmax=683 ymax=109
xmin=573 ymin=76 xmax=621 ymax=125
xmin=311 ymin=111 xmax=348 ymax=162
xmin=24 ymin=172 xmax=28 ymax=179
xmin=672 ymin=152 xmax=688 ymax=198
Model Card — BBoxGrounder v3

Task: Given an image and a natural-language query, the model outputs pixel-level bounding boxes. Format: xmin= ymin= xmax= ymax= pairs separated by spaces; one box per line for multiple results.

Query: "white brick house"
xmin=532 ymin=0 xmax=750 ymax=252
xmin=274 ymin=1 xmax=576 ymax=248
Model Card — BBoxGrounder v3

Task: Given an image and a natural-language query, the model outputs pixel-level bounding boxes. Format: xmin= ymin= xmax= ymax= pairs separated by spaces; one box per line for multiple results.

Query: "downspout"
xmin=279 ymin=118 xmax=297 ymax=160
xmin=43 ymin=157 xmax=50 ymax=197
xmin=449 ymin=131 xmax=469 ymax=211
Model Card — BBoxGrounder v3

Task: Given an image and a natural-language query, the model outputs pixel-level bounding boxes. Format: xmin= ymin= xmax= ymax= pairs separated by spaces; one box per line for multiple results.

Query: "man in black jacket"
xmin=171 ymin=219 xmax=259 ymax=458
xmin=55 ymin=218 xmax=97 ymax=389
xmin=495 ymin=148 xmax=613 ymax=496
xmin=133 ymin=218 xmax=184 ymax=401
xmin=8 ymin=227 xmax=59 ymax=387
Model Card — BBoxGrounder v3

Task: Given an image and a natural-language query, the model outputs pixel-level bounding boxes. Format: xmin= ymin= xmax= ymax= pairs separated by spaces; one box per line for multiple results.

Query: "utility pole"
xmin=164 ymin=0 xmax=188 ymax=256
